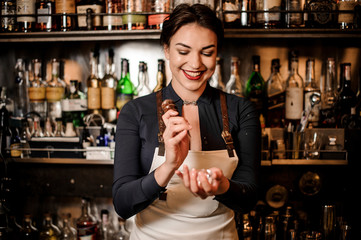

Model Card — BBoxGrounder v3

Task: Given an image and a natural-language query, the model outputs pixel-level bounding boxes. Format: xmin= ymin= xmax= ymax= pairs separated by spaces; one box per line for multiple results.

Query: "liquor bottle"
xmin=135 ymin=61 xmax=151 ymax=98
xmin=76 ymin=198 xmax=98 ymax=240
xmin=209 ymin=57 xmax=225 ymax=91
xmin=285 ymin=52 xmax=304 ymax=125
xmin=14 ymin=58 xmax=29 ymax=118
xmin=17 ymin=0 xmax=36 ymax=32
xmin=320 ymin=58 xmax=338 ymax=127
xmin=96 ymin=126 xmax=109 ymax=146
xmin=304 ymin=58 xmax=320 ymax=127
xmin=256 ymin=0 xmax=283 ymax=28
xmin=266 ymin=59 xmax=285 ymax=127
xmin=29 ymin=59 xmax=47 ymax=119
xmin=341 ymin=106 xmax=360 ymax=129
xmin=225 ymin=56 xmax=243 ymax=97
xmin=245 ymin=55 xmax=266 ymax=114
xmin=99 ymin=209 xmax=115 ymax=240
xmin=112 ymin=218 xmax=130 ymax=240
xmin=337 ymin=0 xmax=357 ymax=29
xmin=46 ymin=58 xmax=66 ymax=119
xmin=148 ymin=0 xmax=170 ymax=29
xmin=222 ymin=0 xmax=249 ymax=28
xmin=55 ymin=0 xmax=76 ymax=31
xmin=285 ymin=0 xmax=303 ymax=28
xmin=116 ymin=58 xmax=134 ymax=111
xmin=10 ymin=127 xmax=22 ymax=158
xmin=39 ymin=213 xmax=61 ymax=239
xmin=0 ymin=89 xmax=11 ymax=158
xmin=122 ymin=0 xmax=146 ymax=30
xmin=61 ymin=79 xmax=87 ymax=127
xmin=242 ymin=213 xmax=252 ymax=240
xmin=153 ymin=59 xmax=166 ymax=92
xmin=76 ymin=0 xmax=103 ymax=30
xmin=101 ymin=49 xmax=117 ymax=122
xmin=337 ymin=63 xmax=356 ymax=125
xmin=87 ymin=50 xmax=101 ymax=114
xmin=1 ymin=0 xmax=16 ymax=32
xmin=304 ymin=0 xmax=337 ymax=28
xmin=19 ymin=214 xmax=39 ymax=240
xmin=36 ymin=0 xmax=56 ymax=31
xmin=59 ymin=214 xmax=76 ymax=240
xmin=103 ymin=0 xmax=122 ymax=30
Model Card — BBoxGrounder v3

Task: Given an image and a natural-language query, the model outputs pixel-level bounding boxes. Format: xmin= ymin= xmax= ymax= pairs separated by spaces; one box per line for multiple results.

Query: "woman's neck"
xmin=171 ymin=80 xmax=206 ymax=102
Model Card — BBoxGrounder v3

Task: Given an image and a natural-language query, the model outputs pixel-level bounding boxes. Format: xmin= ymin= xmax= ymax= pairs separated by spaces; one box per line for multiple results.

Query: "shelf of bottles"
xmin=2 ymin=0 xmax=361 ymax=42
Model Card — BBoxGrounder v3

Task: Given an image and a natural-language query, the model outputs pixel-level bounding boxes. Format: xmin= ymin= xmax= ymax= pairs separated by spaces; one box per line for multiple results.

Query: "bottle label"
xmin=55 ymin=0 xmax=76 ymax=13
xmin=304 ymin=91 xmax=320 ymax=124
xmin=148 ymin=14 xmax=169 ymax=26
xmin=29 ymin=87 xmax=46 ymax=102
xmin=77 ymin=5 xmax=102 ymax=27
xmin=223 ymin=2 xmax=240 ymax=23
xmin=338 ymin=1 xmax=356 ymax=24
xmin=61 ymin=99 xmax=87 ymax=111
xmin=103 ymin=15 xmax=122 ymax=27
xmin=46 ymin=87 xmax=65 ymax=102
xmin=10 ymin=143 xmax=22 ymax=158
xmin=37 ymin=8 xmax=51 ymax=24
xmin=16 ymin=0 xmax=36 ymax=22
xmin=286 ymin=0 xmax=302 ymax=25
xmin=285 ymin=87 xmax=303 ymax=119
xmin=87 ymin=87 xmax=101 ymax=109
xmin=101 ymin=87 xmax=115 ymax=109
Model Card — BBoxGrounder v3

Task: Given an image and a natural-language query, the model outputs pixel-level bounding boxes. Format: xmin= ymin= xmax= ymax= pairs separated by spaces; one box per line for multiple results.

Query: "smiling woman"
xmin=113 ymin=3 xmax=260 ymax=240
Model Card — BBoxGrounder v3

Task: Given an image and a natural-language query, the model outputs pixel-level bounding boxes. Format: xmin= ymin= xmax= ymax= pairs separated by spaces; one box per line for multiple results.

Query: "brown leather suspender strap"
xmin=156 ymin=90 xmax=166 ymax=156
xmin=220 ymin=91 xmax=235 ymax=157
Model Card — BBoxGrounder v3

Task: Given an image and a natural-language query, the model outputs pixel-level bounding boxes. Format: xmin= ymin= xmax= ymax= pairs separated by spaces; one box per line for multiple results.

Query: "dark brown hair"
xmin=160 ymin=4 xmax=224 ymax=51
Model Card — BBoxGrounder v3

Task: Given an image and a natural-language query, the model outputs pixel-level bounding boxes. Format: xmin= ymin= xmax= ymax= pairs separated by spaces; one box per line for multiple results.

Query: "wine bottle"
xmin=304 ymin=58 xmax=320 ymax=127
xmin=285 ymin=51 xmax=304 ymax=126
xmin=87 ymin=49 xmax=101 ymax=114
xmin=116 ymin=58 xmax=134 ymax=111
xmin=337 ymin=63 xmax=356 ymax=126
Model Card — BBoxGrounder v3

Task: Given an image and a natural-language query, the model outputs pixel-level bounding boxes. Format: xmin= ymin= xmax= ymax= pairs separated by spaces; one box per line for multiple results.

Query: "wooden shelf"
xmin=11 ymin=157 xmax=114 ymax=165
xmin=1 ymin=28 xmax=361 ymax=42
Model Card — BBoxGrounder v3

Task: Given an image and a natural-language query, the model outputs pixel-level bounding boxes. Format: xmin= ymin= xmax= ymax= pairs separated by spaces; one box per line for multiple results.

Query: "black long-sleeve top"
xmin=112 ymin=83 xmax=260 ymax=219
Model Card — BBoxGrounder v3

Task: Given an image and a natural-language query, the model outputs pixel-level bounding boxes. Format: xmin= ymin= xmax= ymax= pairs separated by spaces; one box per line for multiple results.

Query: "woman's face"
xmin=164 ymin=23 xmax=218 ymax=100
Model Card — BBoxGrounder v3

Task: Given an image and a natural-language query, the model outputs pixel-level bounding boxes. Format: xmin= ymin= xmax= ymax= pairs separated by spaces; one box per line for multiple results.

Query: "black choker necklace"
xmin=183 ymin=100 xmax=197 ymax=105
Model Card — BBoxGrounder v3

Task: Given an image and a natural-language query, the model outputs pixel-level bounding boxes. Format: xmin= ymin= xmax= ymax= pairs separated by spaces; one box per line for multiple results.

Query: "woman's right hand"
xmin=154 ymin=109 xmax=191 ymax=187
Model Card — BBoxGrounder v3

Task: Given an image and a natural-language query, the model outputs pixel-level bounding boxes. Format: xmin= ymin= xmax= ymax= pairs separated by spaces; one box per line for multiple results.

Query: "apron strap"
xmin=220 ymin=91 xmax=235 ymax=158
xmin=156 ymin=90 xmax=234 ymax=158
xmin=156 ymin=90 xmax=166 ymax=156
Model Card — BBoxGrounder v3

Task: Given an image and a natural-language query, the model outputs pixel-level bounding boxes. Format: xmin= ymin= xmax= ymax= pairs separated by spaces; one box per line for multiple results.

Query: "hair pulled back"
xmin=160 ymin=4 xmax=224 ymax=51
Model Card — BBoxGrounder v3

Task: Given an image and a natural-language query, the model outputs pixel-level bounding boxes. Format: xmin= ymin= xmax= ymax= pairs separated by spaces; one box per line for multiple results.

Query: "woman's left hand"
xmin=175 ymin=165 xmax=230 ymax=199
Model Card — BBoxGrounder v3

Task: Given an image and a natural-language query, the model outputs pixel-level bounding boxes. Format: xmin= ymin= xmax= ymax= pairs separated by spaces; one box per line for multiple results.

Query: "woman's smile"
xmin=182 ymin=69 xmax=205 ymax=80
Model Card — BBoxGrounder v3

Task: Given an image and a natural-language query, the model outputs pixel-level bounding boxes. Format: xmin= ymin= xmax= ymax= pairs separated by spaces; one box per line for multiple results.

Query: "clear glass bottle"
xmin=304 ymin=58 xmax=320 ymax=127
xmin=209 ymin=57 xmax=225 ymax=91
xmin=256 ymin=0 xmax=283 ymax=28
xmin=20 ymin=214 xmax=39 ymax=240
xmin=242 ymin=213 xmax=252 ymax=240
xmin=39 ymin=213 xmax=61 ymax=240
xmin=285 ymin=51 xmax=304 ymax=124
xmin=266 ymin=58 xmax=285 ymax=127
xmin=112 ymin=218 xmax=130 ymax=240
xmin=46 ymin=58 xmax=66 ymax=119
xmin=36 ymin=0 xmax=56 ymax=32
xmin=87 ymin=50 xmax=101 ymax=114
xmin=337 ymin=0 xmax=357 ymax=29
xmin=135 ymin=61 xmax=151 ymax=98
xmin=16 ymin=0 xmax=36 ymax=32
xmin=99 ymin=209 xmax=115 ymax=240
xmin=122 ymin=0 xmax=147 ymax=30
xmin=101 ymin=49 xmax=116 ymax=111
xmin=14 ymin=58 xmax=29 ymax=118
xmin=285 ymin=0 xmax=303 ymax=28
xmin=223 ymin=0 xmax=250 ymax=28
xmin=116 ymin=58 xmax=134 ymax=111
xmin=59 ymin=214 xmax=76 ymax=240
xmin=76 ymin=0 xmax=103 ymax=30
xmin=225 ymin=56 xmax=243 ymax=97
xmin=1 ymin=0 xmax=16 ymax=32
xmin=153 ymin=59 xmax=166 ymax=92
xmin=245 ymin=55 xmax=265 ymax=113
xmin=103 ymin=0 xmax=122 ymax=30
xmin=76 ymin=198 xmax=98 ymax=240
xmin=55 ymin=0 xmax=76 ymax=31
xmin=29 ymin=59 xmax=47 ymax=119
xmin=321 ymin=58 xmax=338 ymax=110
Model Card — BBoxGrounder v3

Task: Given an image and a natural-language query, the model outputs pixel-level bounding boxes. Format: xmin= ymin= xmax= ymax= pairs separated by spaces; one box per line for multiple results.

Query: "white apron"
xmin=130 ymin=147 xmax=239 ymax=240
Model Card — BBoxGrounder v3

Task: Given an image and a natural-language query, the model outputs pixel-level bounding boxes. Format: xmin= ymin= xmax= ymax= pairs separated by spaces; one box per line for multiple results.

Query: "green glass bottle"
xmin=116 ymin=58 xmax=134 ymax=112
xmin=245 ymin=55 xmax=266 ymax=114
